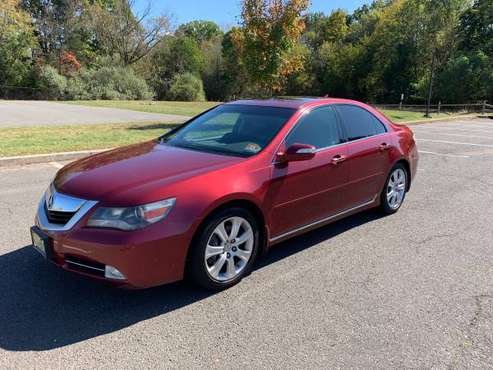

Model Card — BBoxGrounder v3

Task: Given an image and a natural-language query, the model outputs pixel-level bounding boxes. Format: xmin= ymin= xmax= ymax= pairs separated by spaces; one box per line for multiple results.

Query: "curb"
xmin=0 ymin=148 xmax=112 ymax=168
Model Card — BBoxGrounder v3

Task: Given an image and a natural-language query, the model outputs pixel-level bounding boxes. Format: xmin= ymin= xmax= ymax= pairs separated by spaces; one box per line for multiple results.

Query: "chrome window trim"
xmin=271 ymin=103 xmax=390 ymax=164
xmin=36 ymin=189 xmax=98 ymax=232
xmin=295 ymin=148 xmax=317 ymax=154
xmin=269 ymin=196 xmax=377 ymax=242
xmin=313 ymin=132 xmax=388 ymax=153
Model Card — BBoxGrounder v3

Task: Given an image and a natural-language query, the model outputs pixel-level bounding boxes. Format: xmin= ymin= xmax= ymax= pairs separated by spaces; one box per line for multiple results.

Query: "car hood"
xmin=54 ymin=141 xmax=243 ymax=204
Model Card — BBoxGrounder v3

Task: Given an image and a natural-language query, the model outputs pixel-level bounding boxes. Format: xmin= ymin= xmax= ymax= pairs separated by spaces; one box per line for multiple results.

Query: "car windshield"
xmin=160 ymin=104 xmax=296 ymax=157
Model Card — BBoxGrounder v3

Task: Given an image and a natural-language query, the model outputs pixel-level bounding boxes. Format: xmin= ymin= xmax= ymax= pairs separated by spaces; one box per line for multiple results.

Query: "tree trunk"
xmin=425 ymin=53 xmax=436 ymax=118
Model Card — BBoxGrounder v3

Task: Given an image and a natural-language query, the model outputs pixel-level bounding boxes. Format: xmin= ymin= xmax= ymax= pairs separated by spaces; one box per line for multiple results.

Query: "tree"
xmin=89 ymin=0 xmax=171 ymax=65
xmin=358 ymin=0 xmax=423 ymax=102
xmin=436 ymin=0 xmax=493 ymax=103
xmin=304 ymin=9 xmax=349 ymax=48
xmin=176 ymin=20 xmax=225 ymax=100
xmin=176 ymin=20 xmax=223 ymax=44
xmin=418 ymin=0 xmax=465 ymax=116
xmin=200 ymin=35 xmax=225 ymax=101
xmin=220 ymin=27 xmax=249 ymax=99
xmin=239 ymin=0 xmax=310 ymax=94
xmin=147 ymin=36 xmax=205 ymax=99
xmin=458 ymin=0 xmax=493 ymax=55
xmin=0 ymin=0 xmax=37 ymax=94
xmin=435 ymin=51 xmax=493 ymax=102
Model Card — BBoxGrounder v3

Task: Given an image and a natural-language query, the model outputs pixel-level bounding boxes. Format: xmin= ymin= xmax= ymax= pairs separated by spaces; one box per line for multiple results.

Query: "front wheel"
xmin=379 ymin=164 xmax=408 ymax=214
xmin=187 ymin=208 xmax=260 ymax=290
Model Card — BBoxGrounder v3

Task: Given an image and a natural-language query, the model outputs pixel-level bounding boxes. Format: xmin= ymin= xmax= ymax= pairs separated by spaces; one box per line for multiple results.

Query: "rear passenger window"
xmin=286 ymin=107 xmax=342 ymax=149
xmin=336 ymin=105 xmax=386 ymax=141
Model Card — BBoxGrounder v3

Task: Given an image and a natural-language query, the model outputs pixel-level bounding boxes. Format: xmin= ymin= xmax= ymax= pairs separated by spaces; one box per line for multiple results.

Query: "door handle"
xmin=379 ymin=143 xmax=392 ymax=151
xmin=331 ymin=154 xmax=346 ymax=165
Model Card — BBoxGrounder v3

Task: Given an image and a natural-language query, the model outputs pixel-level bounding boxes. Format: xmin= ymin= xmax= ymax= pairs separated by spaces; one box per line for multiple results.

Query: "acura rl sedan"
xmin=31 ymin=98 xmax=418 ymax=290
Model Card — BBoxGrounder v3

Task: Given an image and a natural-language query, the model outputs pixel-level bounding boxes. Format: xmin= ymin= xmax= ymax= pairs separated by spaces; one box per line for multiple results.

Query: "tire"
xmin=379 ymin=163 xmax=408 ymax=214
xmin=187 ymin=207 xmax=260 ymax=290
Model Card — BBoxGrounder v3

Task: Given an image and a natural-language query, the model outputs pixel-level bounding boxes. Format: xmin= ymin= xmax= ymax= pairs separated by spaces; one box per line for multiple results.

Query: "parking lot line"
xmin=416 ymin=139 xmax=493 ymax=148
xmin=418 ymin=150 xmax=470 ymax=158
xmin=413 ymin=126 xmax=493 ymax=135
xmin=446 ymin=122 xmax=493 ymax=128
xmin=415 ymin=132 xmax=493 ymax=140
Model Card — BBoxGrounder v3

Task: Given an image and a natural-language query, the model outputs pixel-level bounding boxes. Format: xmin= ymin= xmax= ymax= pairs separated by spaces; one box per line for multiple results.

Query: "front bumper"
xmin=35 ymin=226 xmax=190 ymax=288
xmin=34 ymin=191 xmax=192 ymax=289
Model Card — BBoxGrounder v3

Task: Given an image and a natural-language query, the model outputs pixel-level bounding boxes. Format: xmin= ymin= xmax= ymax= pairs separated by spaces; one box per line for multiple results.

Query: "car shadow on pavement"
xmin=0 ymin=210 xmax=384 ymax=352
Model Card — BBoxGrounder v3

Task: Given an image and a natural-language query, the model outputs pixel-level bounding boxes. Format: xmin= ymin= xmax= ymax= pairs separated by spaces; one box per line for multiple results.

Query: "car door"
xmin=268 ymin=106 xmax=349 ymax=238
xmin=335 ymin=104 xmax=393 ymax=208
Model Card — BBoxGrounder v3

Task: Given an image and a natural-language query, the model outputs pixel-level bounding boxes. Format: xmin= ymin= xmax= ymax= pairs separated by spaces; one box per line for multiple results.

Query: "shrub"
xmin=66 ymin=66 xmax=153 ymax=100
xmin=167 ymin=73 xmax=206 ymax=101
xmin=37 ymin=65 xmax=67 ymax=100
xmin=65 ymin=75 xmax=91 ymax=100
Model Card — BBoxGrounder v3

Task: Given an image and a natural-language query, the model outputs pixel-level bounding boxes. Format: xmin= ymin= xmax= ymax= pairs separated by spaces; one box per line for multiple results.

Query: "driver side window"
xmin=286 ymin=106 xmax=342 ymax=149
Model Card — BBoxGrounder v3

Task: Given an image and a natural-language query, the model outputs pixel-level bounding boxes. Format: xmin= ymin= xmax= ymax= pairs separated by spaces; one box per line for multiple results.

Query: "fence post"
xmin=438 ymin=101 xmax=441 ymax=115
xmin=483 ymin=100 xmax=486 ymax=115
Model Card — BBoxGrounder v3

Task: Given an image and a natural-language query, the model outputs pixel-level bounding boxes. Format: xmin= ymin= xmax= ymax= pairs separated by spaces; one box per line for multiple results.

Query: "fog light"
xmin=105 ymin=265 xmax=126 ymax=280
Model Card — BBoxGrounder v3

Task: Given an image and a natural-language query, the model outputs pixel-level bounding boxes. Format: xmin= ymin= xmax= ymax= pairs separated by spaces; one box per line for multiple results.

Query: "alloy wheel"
xmin=386 ymin=168 xmax=406 ymax=210
xmin=204 ymin=216 xmax=254 ymax=282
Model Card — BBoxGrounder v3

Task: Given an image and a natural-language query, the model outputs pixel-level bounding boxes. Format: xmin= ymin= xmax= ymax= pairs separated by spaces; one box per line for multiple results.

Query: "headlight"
xmin=87 ymin=198 xmax=176 ymax=230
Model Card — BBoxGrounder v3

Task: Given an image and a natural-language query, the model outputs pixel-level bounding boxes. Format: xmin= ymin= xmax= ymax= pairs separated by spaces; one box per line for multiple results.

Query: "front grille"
xmin=45 ymin=204 xmax=75 ymax=225
xmin=65 ymin=256 xmax=105 ymax=277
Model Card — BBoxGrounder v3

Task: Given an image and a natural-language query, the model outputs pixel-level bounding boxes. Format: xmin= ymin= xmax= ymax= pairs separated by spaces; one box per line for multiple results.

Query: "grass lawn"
xmin=63 ymin=100 xmax=220 ymax=117
xmin=380 ymin=109 xmax=457 ymax=122
xmin=0 ymin=122 xmax=179 ymax=157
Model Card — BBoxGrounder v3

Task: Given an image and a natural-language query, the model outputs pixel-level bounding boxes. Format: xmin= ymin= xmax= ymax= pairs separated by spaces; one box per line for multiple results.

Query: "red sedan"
xmin=31 ymin=98 xmax=418 ymax=289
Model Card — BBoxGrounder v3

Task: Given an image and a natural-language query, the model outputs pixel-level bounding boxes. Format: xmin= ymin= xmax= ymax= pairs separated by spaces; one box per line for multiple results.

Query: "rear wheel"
xmin=187 ymin=208 xmax=259 ymax=290
xmin=380 ymin=164 xmax=408 ymax=214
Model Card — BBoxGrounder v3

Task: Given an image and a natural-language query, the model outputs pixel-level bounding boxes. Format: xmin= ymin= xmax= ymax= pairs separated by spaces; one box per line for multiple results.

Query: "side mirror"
xmin=277 ymin=143 xmax=316 ymax=163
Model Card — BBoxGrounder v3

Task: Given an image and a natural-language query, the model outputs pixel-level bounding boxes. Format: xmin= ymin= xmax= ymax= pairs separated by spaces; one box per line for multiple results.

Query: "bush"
xmin=37 ymin=65 xmax=67 ymax=100
xmin=66 ymin=66 xmax=153 ymax=100
xmin=167 ymin=73 xmax=206 ymax=101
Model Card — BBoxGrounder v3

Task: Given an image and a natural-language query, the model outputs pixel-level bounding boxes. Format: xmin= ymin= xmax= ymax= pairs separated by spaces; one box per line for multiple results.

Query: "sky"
xmin=134 ymin=0 xmax=368 ymax=29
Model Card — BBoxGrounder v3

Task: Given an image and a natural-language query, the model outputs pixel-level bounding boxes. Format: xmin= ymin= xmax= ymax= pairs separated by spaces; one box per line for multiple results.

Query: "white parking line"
xmin=445 ymin=122 xmax=493 ymax=128
xmin=49 ymin=162 xmax=64 ymax=169
xmin=413 ymin=126 xmax=493 ymax=135
xmin=418 ymin=150 xmax=470 ymax=158
xmin=415 ymin=132 xmax=493 ymax=140
xmin=416 ymin=139 xmax=493 ymax=148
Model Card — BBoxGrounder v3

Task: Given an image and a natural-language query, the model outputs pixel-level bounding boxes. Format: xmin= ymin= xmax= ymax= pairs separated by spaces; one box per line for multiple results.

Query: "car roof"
xmin=224 ymin=97 xmax=366 ymax=110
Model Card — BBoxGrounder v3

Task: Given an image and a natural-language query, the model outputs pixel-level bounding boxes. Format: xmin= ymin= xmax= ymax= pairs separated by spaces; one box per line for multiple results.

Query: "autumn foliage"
xmin=239 ymin=0 xmax=309 ymax=93
xmin=60 ymin=51 xmax=81 ymax=77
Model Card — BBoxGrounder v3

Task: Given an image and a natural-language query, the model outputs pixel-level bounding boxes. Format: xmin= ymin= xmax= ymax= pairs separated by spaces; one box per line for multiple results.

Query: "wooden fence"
xmin=374 ymin=102 xmax=493 ymax=114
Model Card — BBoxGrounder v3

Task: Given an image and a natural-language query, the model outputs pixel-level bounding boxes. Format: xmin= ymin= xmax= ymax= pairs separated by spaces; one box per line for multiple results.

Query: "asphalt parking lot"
xmin=1 ymin=117 xmax=492 ymax=369
xmin=0 ymin=100 xmax=188 ymax=127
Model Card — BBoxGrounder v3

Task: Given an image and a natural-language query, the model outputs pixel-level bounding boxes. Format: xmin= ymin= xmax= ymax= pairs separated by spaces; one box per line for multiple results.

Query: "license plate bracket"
xmin=30 ymin=226 xmax=54 ymax=260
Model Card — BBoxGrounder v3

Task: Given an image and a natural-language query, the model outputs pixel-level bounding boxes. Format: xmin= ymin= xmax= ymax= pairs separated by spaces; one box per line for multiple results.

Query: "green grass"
xmin=0 ymin=122 xmax=179 ymax=157
xmin=63 ymin=100 xmax=220 ymax=117
xmin=381 ymin=109 xmax=462 ymax=123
